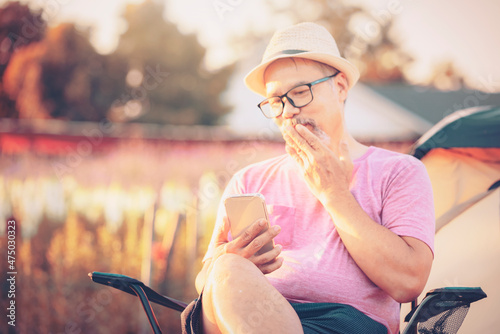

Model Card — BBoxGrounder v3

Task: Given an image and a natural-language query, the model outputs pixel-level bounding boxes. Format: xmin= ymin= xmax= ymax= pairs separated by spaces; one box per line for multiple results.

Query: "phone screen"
xmin=224 ymin=193 xmax=274 ymax=255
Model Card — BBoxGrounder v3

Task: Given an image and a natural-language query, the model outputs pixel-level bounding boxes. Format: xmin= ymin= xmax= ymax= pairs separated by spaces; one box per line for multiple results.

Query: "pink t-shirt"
xmin=203 ymin=146 xmax=435 ymax=334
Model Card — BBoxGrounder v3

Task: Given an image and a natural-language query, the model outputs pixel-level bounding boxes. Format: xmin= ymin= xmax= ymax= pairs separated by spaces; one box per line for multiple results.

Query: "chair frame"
xmin=89 ymin=272 xmax=486 ymax=334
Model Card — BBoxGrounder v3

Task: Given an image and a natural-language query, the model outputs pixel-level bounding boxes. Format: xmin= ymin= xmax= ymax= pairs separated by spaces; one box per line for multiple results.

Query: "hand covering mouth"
xmin=282 ymin=118 xmax=332 ymax=145
xmin=283 ymin=118 xmax=317 ymax=131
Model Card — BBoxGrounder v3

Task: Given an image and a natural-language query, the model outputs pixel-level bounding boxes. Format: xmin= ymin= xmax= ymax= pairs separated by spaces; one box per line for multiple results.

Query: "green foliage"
xmin=0 ymin=1 xmax=46 ymax=118
xmin=2 ymin=23 xmax=128 ymax=121
xmin=0 ymin=1 xmax=46 ymax=78
xmin=112 ymin=0 xmax=234 ymax=125
xmin=0 ymin=0 xmax=234 ymax=125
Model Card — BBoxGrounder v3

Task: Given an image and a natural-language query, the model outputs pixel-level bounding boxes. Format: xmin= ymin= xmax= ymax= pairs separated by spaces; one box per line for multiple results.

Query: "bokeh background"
xmin=0 ymin=0 xmax=499 ymax=333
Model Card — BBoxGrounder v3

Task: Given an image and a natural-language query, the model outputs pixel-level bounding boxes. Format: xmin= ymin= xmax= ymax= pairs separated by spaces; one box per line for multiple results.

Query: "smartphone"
xmin=224 ymin=193 xmax=274 ymax=255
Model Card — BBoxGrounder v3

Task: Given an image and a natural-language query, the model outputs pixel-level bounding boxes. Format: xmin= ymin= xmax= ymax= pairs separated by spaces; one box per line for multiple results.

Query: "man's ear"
xmin=335 ymin=73 xmax=349 ymax=103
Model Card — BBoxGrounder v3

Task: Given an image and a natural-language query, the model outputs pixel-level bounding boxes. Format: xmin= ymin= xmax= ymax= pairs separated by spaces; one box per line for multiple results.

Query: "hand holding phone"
xmin=224 ymin=193 xmax=275 ymax=256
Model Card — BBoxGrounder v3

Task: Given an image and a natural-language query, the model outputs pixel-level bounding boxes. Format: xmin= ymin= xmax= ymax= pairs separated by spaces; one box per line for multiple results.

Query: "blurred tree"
xmin=2 ymin=23 xmax=128 ymax=121
xmin=0 ymin=1 xmax=46 ymax=117
xmin=262 ymin=0 xmax=412 ymax=83
xmin=111 ymin=0 xmax=234 ymax=125
xmin=0 ymin=1 xmax=45 ymax=78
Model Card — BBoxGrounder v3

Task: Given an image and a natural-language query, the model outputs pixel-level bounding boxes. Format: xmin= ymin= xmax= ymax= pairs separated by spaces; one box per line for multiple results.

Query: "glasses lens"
xmin=288 ymin=85 xmax=312 ymax=108
xmin=259 ymin=97 xmax=282 ymax=118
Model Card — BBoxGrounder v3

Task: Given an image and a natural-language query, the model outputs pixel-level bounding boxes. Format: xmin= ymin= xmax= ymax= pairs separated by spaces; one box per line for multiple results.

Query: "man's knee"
xmin=209 ymin=253 xmax=258 ymax=287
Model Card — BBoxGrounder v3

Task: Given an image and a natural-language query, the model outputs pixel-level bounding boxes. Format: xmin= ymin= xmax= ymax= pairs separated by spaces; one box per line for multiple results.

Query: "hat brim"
xmin=244 ymin=52 xmax=360 ymax=97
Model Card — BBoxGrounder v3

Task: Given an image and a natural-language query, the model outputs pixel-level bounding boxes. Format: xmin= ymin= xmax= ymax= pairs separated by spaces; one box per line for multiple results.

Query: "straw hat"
xmin=244 ymin=22 xmax=360 ymax=97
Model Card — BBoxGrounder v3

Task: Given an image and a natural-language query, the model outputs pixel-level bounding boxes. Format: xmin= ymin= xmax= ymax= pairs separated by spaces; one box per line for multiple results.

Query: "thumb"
xmin=215 ymin=216 xmax=230 ymax=245
xmin=338 ymin=140 xmax=351 ymax=162
xmin=339 ymin=141 xmax=354 ymax=180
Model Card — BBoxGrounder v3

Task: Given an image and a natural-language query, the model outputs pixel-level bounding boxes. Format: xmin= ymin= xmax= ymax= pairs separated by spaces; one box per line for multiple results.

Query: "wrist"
xmin=321 ymin=188 xmax=354 ymax=217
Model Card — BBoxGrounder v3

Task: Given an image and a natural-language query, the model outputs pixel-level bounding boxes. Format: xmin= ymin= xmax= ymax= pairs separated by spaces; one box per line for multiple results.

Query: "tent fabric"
xmin=434 ymin=185 xmax=498 ymax=233
xmin=422 ymin=148 xmax=500 ymax=220
xmin=411 ymin=106 xmax=500 ymax=159
xmin=444 ymin=147 xmax=500 ymax=164
xmin=402 ymin=187 xmax=500 ymax=333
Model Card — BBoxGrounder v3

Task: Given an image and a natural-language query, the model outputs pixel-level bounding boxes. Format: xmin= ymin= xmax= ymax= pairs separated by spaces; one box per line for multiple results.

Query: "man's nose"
xmin=282 ymin=98 xmax=300 ymax=119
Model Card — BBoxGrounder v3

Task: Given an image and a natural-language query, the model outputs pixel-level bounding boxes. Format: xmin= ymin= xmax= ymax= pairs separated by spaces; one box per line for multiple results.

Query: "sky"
xmin=3 ymin=0 xmax=500 ymax=133
xmin=9 ymin=0 xmax=500 ymax=88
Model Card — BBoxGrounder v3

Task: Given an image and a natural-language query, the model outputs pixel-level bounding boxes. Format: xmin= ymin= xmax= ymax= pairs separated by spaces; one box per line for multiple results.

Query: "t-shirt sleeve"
xmin=201 ymin=172 xmax=245 ymax=263
xmin=381 ymin=156 xmax=435 ymax=254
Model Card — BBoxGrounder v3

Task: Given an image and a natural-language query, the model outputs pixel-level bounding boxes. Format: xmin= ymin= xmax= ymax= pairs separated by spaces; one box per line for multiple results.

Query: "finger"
xmin=285 ymin=142 xmax=305 ymax=168
xmin=294 ymin=124 xmax=324 ymax=151
xmin=283 ymin=131 xmax=303 ymax=154
xmin=259 ymin=257 xmax=284 ymax=275
xmin=252 ymin=244 xmax=283 ymax=265
xmin=241 ymin=224 xmax=281 ymax=258
xmin=284 ymin=132 xmax=310 ymax=168
xmin=232 ymin=218 xmax=268 ymax=249
xmin=284 ymin=126 xmax=314 ymax=160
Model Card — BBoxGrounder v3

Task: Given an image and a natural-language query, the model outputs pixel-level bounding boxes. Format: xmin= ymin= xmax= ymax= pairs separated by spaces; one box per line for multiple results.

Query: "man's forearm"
xmin=323 ymin=192 xmax=433 ymax=303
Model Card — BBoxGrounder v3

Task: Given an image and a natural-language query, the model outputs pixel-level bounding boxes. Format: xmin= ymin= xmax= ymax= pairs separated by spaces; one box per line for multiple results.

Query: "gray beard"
xmin=285 ymin=118 xmax=331 ymax=145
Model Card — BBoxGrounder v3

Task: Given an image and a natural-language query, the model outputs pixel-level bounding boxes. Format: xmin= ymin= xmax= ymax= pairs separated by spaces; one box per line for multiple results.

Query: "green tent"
xmin=401 ymin=106 xmax=500 ymax=332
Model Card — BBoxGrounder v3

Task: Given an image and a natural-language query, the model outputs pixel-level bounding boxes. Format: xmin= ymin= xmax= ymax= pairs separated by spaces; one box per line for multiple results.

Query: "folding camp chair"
xmin=89 ymin=271 xmax=486 ymax=334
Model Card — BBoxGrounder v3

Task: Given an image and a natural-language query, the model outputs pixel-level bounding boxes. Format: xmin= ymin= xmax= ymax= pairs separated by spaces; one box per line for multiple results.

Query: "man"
xmin=181 ymin=22 xmax=435 ymax=334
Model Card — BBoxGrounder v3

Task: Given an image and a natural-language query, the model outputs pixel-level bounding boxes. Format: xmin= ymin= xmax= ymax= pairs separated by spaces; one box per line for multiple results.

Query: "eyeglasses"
xmin=257 ymin=72 xmax=340 ymax=118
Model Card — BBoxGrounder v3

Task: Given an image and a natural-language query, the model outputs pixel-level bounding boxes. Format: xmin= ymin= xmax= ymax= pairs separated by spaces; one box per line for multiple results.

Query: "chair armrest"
xmin=88 ymin=271 xmax=188 ymax=312
xmin=402 ymin=287 xmax=487 ymax=334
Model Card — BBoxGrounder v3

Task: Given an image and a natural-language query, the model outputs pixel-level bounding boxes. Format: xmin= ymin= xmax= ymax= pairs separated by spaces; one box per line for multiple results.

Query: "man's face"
xmin=263 ymin=58 xmax=347 ymax=148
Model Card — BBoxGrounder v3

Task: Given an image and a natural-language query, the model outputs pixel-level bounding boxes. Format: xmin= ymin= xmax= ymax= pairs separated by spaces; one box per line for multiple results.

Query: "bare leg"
xmin=202 ymin=253 xmax=303 ymax=334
